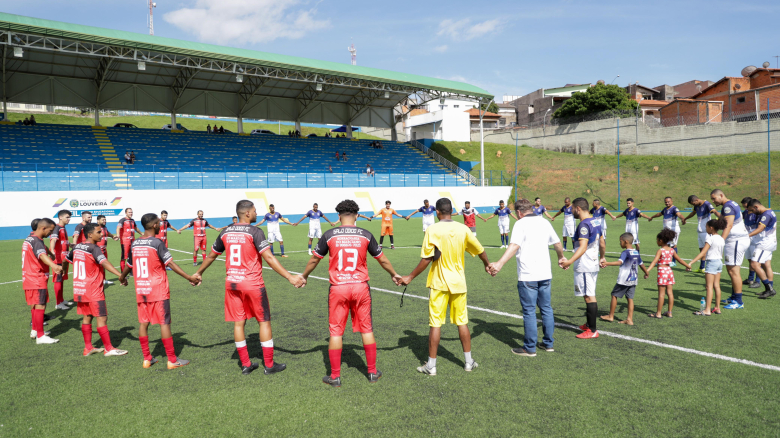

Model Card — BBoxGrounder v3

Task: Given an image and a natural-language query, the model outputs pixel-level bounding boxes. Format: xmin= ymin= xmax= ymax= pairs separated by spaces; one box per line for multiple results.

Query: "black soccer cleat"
xmin=758 ymin=288 xmax=776 ymax=299
xmin=242 ymin=362 xmax=260 ymax=375
xmin=322 ymin=375 xmax=342 ymax=387
xmin=368 ymin=370 xmax=383 ymax=383
xmin=264 ymin=362 xmax=286 ymax=375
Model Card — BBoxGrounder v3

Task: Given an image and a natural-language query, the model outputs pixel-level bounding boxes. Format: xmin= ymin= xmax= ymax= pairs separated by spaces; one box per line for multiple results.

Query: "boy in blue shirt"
xmin=599 ymin=233 xmax=649 ymax=326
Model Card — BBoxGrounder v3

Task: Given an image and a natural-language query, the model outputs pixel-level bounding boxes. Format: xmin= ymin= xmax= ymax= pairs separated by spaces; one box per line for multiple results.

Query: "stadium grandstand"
xmin=0 ymin=12 xmax=492 ymax=192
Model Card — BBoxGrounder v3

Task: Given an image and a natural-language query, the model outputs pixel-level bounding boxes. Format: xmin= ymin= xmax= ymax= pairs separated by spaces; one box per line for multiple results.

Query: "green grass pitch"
xmin=1 ymin=216 xmax=779 ymax=437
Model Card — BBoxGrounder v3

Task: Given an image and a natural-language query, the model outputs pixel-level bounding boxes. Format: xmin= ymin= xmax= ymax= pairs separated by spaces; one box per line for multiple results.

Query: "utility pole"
xmin=148 ymin=1 xmax=157 ymax=35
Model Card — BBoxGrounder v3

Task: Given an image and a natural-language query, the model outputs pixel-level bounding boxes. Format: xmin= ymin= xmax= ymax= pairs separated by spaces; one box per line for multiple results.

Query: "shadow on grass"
xmin=379 ymin=329 xmax=464 ymax=368
xmin=274 ymin=340 xmax=373 ymax=376
xmin=470 ymin=318 xmax=522 ymax=349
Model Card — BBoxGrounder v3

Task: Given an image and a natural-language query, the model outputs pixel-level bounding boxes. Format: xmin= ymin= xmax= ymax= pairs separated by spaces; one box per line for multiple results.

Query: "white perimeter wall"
xmin=0 ymin=186 xmax=511 ymax=240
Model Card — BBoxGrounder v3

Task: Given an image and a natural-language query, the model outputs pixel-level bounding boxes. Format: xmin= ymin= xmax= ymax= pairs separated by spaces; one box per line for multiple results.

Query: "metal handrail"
xmin=410 ymin=140 xmax=477 ymax=186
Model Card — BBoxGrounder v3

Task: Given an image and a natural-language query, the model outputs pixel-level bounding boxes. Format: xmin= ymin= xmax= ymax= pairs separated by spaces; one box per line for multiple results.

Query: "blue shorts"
xmin=704 ymin=259 xmax=723 ymax=275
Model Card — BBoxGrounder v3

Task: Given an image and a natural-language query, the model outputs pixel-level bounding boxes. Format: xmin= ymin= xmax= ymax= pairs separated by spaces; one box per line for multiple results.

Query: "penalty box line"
xmin=167 ymin=247 xmax=780 ymax=372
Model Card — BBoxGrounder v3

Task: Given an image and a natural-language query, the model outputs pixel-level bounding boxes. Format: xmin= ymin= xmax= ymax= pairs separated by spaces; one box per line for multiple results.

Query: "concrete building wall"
xmin=471 ymin=116 xmax=780 ymax=157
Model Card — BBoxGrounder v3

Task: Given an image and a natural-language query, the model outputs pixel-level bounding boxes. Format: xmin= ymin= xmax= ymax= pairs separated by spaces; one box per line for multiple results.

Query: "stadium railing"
xmin=410 ymin=140 xmax=477 ymax=186
xmin=0 ymin=164 xmax=471 ymax=191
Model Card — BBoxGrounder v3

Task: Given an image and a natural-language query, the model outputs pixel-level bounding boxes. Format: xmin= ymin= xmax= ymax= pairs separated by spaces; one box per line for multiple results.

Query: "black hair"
xmin=161 ymin=210 xmax=168 ymax=215
xmin=435 ymin=198 xmax=453 ymax=214
xmin=534 ymin=197 xmax=540 ymax=201
xmin=38 ymin=218 xmax=55 ymax=229
xmin=687 ymin=195 xmax=699 ymax=204
xmin=232 ymin=216 xmax=238 ymax=220
xmin=423 ymin=199 xmax=429 ymax=203
xmin=57 ymin=209 xmax=71 ymax=218
xmin=236 ymin=200 xmax=254 ymax=215
xmin=499 ymin=200 xmax=505 ymax=204
xmin=565 ymin=197 xmax=571 ymax=202
xmin=572 ymin=197 xmax=588 ymax=211
xmin=626 ymin=197 xmax=634 ymax=203
xmin=706 ymin=218 xmax=727 ymax=231
xmin=313 ymin=203 xmax=319 ymax=207
xmin=664 ymin=196 xmax=672 ymax=201
xmin=385 ymin=200 xmax=391 ymax=204
xmin=269 ymin=204 xmax=274 ymax=208
xmin=335 ymin=199 xmax=360 ymax=215
xmin=82 ymin=211 xmax=92 ymax=216
xmin=83 ymin=222 xmax=100 ymax=237
xmin=657 ymin=228 xmax=677 ymax=243
xmin=741 ymin=197 xmax=753 ymax=205
xmin=141 ymin=213 xmax=159 ymax=230
xmin=465 ymin=201 xmax=470 ymax=205
xmin=125 ymin=207 xmax=132 ymax=213
xmin=747 ymin=199 xmax=762 ymax=208
xmin=31 ymin=218 xmax=40 ymax=231
xmin=97 ymin=215 xmax=106 ymax=220
xmin=619 ymin=232 xmax=634 ymax=244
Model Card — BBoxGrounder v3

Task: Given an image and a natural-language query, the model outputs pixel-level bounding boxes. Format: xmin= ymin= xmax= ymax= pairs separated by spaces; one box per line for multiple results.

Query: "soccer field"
xmin=2 ymin=216 xmax=779 ymax=437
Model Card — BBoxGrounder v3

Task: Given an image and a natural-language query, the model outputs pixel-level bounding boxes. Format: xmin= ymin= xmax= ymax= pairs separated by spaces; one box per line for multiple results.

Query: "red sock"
xmin=236 ymin=341 xmax=251 ymax=367
xmin=364 ymin=343 xmax=377 ymax=374
xmin=81 ymin=324 xmax=93 ymax=349
xmin=193 ymin=253 xmax=198 ymax=263
xmin=262 ymin=346 xmax=274 ymax=368
xmin=202 ymin=253 xmax=206 ymax=261
xmin=139 ymin=336 xmax=152 ymax=361
xmin=32 ymin=309 xmax=45 ymax=338
xmin=54 ymin=282 xmax=64 ymax=305
xmin=162 ymin=337 xmax=177 ymax=363
xmin=120 ymin=260 xmax=125 ymax=271
xmin=329 ymin=349 xmax=342 ymax=379
xmin=97 ymin=326 xmax=113 ymax=351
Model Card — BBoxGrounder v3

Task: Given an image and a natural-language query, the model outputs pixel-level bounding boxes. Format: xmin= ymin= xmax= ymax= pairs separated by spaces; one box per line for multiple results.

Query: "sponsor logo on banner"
xmin=67 ymin=198 xmax=114 ymax=208
xmin=52 ymin=198 xmax=68 ymax=208
xmin=53 ymin=209 xmax=124 ymax=218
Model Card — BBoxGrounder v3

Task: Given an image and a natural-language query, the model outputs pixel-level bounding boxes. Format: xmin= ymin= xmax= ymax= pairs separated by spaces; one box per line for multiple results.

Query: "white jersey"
xmin=573 ymin=218 xmax=602 ymax=273
xmin=755 ymin=210 xmax=777 ymax=251
xmin=705 ymin=234 xmax=725 ymax=261
xmin=721 ymin=201 xmax=748 ymax=241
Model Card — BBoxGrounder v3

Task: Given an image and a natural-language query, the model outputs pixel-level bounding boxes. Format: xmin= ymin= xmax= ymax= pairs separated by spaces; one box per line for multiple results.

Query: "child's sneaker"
xmin=724 ymin=302 xmax=744 ymax=310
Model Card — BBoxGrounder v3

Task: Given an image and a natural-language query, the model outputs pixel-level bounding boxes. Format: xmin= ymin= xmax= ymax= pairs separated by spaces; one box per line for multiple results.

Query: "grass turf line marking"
xmin=0 ymin=279 xmax=22 ymax=285
xmin=168 ymin=247 xmax=780 ymax=371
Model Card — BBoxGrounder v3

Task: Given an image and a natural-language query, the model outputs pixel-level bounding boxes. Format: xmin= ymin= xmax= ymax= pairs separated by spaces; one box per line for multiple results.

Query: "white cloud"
xmin=436 ymin=18 xmax=503 ymax=42
xmin=164 ymin=0 xmax=331 ymax=45
xmin=433 ymin=45 xmax=448 ymax=53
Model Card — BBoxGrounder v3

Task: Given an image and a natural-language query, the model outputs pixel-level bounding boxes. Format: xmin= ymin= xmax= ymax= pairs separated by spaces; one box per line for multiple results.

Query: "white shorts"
xmin=751 ymin=248 xmax=773 ymax=264
xmin=308 ymin=223 xmax=322 ymax=239
xmin=498 ymin=218 xmax=510 ymax=234
xmin=574 ymin=271 xmax=598 ymax=297
xmin=746 ymin=241 xmax=757 ymax=260
xmin=562 ymin=220 xmax=575 ymax=238
xmin=423 ymin=217 xmax=435 ymax=232
xmin=698 ymin=232 xmax=707 ymax=248
xmin=724 ymin=237 xmax=750 ymax=266
xmin=267 ymin=228 xmax=283 ymax=243
xmin=626 ymin=222 xmax=640 ymax=244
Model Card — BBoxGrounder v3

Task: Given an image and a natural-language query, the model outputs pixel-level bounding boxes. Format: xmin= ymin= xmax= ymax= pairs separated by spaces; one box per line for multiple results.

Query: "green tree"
xmin=552 ymin=84 xmax=638 ymax=119
xmin=480 ymin=102 xmax=500 ymax=114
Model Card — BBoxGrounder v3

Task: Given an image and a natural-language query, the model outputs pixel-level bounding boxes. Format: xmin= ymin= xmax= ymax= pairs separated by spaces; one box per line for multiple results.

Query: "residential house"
xmin=506 ymin=84 xmax=591 ymax=126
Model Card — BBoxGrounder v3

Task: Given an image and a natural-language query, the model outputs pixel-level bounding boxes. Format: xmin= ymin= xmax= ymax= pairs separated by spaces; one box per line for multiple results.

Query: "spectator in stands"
xmin=124 ymin=151 xmax=132 ymax=164
xmin=366 ymin=164 xmax=371 ymax=176
xmin=219 ymin=126 xmax=225 ymax=134
xmin=23 ymin=117 xmax=30 ymax=125
xmin=328 ymin=165 xmax=333 ymax=173
xmin=378 ymin=141 xmax=383 ymax=150
xmin=207 ymin=124 xmax=212 ymax=133
xmin=335 ymin=152 xmax=340 ymax=161
xmin=30 ymin=115 xmax=37 ymax=125
xmin=130 ymin=151 xmax=136 ymax=164
xmin=342 ymin=152 xmax=348 ymax=161
xmin=16 ymin=119 xmax=22 ymax=125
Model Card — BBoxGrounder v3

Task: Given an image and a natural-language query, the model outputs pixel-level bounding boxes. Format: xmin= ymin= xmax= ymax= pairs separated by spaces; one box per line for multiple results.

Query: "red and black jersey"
xmin=313 ymin=226 xmax=383 ymax=286
xmin=118 ymin=218 xmax=137 ymax=244
xmin=66 ymin=242 xmax=107 ymax=302
xmin=73 ymin=222 xmax=88 ymax=244
xmin=156 ymin=220 xmax=170 ymax=241
xmin=98 ymin=226 xmax=109 ymax=249
xmin=22 ymin=235 xmax=50 ymax=289
xmin=188 ymin=219 xmax=209 ymax=237
xmin=461 ymin=207 xmax=477 ymax=227
xmin=126 ymin=237 xmax=173 ymax=303
xmin=211 ymin=224 xmax=270 ymax=290
xmin=50 ymin=224 xmax=69 ymax=263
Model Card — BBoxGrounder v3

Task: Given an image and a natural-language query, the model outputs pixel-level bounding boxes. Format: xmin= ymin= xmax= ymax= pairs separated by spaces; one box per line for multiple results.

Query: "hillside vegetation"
xmin=432 ymin=140 xmax=780 ymax=212
xmin=5 ymin=112 xmax=384 ymax=140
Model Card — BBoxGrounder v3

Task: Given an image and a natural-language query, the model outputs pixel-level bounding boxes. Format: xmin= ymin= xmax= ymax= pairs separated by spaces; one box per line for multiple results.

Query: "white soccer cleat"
xmin=36 ymin=335 xmax=60 ymax=344
xmin=416 ymin=363 xmax=437 ymax=376
xmin=104 ymin=349 xmax=128 ymax=356
xmin=464 ymin=360 xmax=479 ymax=372
xmin=55 ymin=303 xmax=70 ymax=310
xmin=30 ymin=330 xmax=50 ymax=338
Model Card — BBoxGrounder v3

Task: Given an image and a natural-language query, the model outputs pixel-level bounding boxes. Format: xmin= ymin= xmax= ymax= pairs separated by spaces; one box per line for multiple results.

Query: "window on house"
xmin=439 ymin=105 xmax=447 ymax=110
xmin=641 ymin=94 xmax=652 ymax=100
xmin=737 ymin=97 xmax=746 ymax=103
xmin=453 ymin=105 xmax=459 ymax=108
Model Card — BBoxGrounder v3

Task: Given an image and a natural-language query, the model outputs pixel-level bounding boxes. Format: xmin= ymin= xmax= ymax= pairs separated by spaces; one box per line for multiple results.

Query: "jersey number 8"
xmin=337 ymin=248 xmax=358 ymax=272
xmin=230 ymin=246 xmax=241 ymax=266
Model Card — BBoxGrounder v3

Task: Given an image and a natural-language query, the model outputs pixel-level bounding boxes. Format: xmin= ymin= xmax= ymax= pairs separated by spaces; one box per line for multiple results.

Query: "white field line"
xmin=165 ymin=247 xmax=780 ymax=371
xmin=0 ymin=279 xmax=22 ymax=285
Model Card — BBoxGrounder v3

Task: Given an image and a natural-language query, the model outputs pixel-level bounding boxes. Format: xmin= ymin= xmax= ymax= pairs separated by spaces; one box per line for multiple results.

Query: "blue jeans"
xmin=517 ymin=280 xmax=554 ymax=353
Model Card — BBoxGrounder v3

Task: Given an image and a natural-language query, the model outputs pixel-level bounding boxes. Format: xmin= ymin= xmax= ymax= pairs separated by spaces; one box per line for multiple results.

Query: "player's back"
xmin=68 ymin=242 xmax=106 ymax=301
xmin=315 ymin=226 xmax=382 ymax=285
xmin=213 ymin=224 xmax=270 ymax=290
xmin=128 ymin=236 xmax=172 ymax=302
xmin=423 ymin=221 xmax=483 ymax=293
xmin=22 ymin=235 xmax=49 ymax=288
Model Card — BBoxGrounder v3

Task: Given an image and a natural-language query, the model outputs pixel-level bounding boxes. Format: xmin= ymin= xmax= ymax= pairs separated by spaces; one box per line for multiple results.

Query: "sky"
xmin=2 ymin=0 xmax=780 ymax=101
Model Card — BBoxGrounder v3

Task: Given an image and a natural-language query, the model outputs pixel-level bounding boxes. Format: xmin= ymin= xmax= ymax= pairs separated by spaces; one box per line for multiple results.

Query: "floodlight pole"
xmin=769 ymin=98 xmax=772 ymax=208
xmin=479 ymin=98 xmax=493 ymax=186
xmin=1 ymin=46 xmax=6 ymax=122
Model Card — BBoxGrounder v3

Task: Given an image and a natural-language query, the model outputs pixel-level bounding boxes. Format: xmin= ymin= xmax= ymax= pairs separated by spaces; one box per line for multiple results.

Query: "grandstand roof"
xmin=0 ymin=13 xmax=493 ymax=129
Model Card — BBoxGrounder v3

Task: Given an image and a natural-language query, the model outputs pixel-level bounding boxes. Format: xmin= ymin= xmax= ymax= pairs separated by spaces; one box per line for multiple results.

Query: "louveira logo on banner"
xmin=51 ymin=197 xmax=124 ymax=218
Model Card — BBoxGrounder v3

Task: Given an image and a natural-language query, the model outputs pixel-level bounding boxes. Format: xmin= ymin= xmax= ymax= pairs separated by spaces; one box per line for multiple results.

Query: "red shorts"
xmin=121 ymin=241 xmax=132 ymax=262
xmin=52 ymin=262 xmax=68 ymax=282
xmin=25 ymin=288 xmax=49 ymax=306
xmin=137 ymin=300 xmax=171 ymax=325
xmin=77 ymin=300 xmax=107 ymax=317
xmin=194 ymin=237 xmax=207 ymax=251
xmin=657 ymin=266 xmax=675 ymax=286
xmin=225 ymin=287 xmax=270 ymax=322
xmin=328 ymin=283 xmax=373 ymax=336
